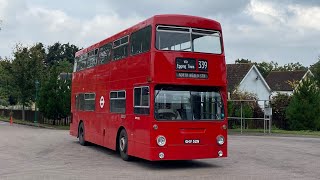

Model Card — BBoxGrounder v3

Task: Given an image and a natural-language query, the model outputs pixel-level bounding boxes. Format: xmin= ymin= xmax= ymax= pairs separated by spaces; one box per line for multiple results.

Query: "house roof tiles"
xmin=227 ymin=63 xmax=253 ymax=92
xmin=265 ymin=70 xmax=307 ymax=91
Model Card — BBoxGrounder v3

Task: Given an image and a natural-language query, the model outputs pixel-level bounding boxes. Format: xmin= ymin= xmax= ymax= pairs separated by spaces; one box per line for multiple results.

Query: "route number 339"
xmin=198 ymin=60 xmax=208 ymax=71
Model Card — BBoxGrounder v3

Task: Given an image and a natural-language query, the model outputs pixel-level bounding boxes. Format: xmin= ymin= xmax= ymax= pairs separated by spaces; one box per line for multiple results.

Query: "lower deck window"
xmin=110 ymin=90 xmax=126 ymax=113
xmin=76 ymin=93 xmax=95 ymax=111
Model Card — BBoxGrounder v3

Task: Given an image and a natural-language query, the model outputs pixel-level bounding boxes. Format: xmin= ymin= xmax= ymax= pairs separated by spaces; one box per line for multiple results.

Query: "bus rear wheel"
xmin=119 ymin=129 xmax=130 ymax=161
xmin=78 ymin=122 xmax=87 ymax=146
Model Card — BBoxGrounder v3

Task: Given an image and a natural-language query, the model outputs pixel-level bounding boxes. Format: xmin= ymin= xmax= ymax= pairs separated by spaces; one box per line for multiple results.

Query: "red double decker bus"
xmin=70 ymin=14 xmax=227 ymax=161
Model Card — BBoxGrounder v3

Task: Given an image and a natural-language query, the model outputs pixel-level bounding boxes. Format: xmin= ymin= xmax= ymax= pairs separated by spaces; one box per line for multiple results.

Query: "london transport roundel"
xmin=99 ymin=96 xmax=105 ymax=108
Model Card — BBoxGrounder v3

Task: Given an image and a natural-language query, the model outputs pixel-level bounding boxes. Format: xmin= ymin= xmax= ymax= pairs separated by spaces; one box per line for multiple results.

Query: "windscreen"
xmin=154 ymin=86 xmax=225 ymax=121
xmin=156 ymin=26 xmax=222 ymax=54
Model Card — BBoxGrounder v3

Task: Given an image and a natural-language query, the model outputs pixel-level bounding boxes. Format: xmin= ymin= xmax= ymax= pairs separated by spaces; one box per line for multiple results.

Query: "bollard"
xmin=10 ymin=116 xmax=13 ymax=125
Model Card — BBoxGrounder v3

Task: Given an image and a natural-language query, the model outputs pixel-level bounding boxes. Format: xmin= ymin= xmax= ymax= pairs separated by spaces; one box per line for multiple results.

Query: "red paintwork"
xmin=70 ymin=14 xmax=228 ymax=161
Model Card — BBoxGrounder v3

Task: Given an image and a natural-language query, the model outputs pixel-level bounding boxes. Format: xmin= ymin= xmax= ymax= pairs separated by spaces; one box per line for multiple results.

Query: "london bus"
xmin=70 ymin=14 xmax=227 ymax=161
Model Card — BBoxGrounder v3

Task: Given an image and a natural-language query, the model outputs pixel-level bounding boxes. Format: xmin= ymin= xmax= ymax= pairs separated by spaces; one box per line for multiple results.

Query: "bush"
xmin=271 ymin=93 xmax=292 ymax=130
xmin=286 ymin=79 xmax=320 ymax=131
xmin=228 ymin=89 xmax=259 ymax=129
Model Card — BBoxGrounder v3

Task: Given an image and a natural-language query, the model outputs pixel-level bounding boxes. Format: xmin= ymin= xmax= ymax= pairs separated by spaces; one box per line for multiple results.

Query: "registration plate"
xmin=184 ymin=139 xmax=200 ymax=144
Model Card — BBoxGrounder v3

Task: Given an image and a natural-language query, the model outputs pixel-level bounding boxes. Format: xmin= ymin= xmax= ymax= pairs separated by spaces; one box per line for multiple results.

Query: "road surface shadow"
xmin=72 ymin=140 xmax=220 ymax=170
xmin=131 ymin=158 xmax=220 ymax=170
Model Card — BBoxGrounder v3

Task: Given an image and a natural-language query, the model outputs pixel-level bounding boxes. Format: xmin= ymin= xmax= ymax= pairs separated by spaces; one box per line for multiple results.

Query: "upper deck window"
xmin=87 ymin=49 xmax=98 ymax=68
xmin=156 ymin=25 xmax=222 ymax=54
xmin=99 ymin=43 xmax=112 ymax=64
xmin=130 ymin=26 xmax=152 ymax=55
xmin=113 ymin=36 xmax=129 ymax=60
xmin=75 ymin=54 xmax=88 ymax=71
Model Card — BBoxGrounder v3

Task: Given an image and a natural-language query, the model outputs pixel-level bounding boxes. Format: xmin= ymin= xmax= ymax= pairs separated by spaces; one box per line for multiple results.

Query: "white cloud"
xmin=0 ymin=1 xmax=143 ymax=57
xmin=17 ymin=7 xmax=79 ymax=33
xmin=0 ymin=0 xmax=319 ymax=66
xmin=246 ymin=0 xmax=286 ymax=26
xmin=79 ymin=14 xmax=142 ymax=46
xmin=288 ymin=5 xmax=320 ymax=31
xmin=246 ymin=0 xmax=320 ymax=31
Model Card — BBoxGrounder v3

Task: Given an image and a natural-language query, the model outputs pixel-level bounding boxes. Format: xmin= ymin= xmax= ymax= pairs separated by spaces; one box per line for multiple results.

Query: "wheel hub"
xmin=120 ymin=137 xmax=126 ymax=151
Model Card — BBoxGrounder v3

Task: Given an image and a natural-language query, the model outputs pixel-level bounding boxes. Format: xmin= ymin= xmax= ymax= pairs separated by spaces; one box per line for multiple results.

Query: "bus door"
xmin=133 ymin=86 xmax=151 ymax=150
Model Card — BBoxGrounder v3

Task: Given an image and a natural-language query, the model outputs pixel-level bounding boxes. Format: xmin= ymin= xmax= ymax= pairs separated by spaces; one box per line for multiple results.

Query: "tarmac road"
xmin=0 ymin=121 xmax=319 ymax=180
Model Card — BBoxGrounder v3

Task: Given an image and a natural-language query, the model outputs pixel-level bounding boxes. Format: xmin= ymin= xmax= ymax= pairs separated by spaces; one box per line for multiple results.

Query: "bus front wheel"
xmin=119 ymin=129 xmax=130 ymax=161
xmin=78 ymin=122 xmax=87 ymax=146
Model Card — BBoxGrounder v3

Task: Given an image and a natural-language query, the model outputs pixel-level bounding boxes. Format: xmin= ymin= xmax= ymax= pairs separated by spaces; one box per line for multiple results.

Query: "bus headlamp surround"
xmin=216 ymin=135 xmax=225 ymax=145
xmin=157 ymin=135 xmax=166 ymax=146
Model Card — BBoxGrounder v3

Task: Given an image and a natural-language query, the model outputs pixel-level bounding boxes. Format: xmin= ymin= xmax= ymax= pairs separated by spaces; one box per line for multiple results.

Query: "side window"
xmin=113 ymin=36 xmax=129 ymax=60
xmin=76 ymin=93 xmax=95 ymax=111
xmin=87 ymin=50 xmax=98 ymax=68
xmin=99 ymin=43 xmax=112 ymax=64
xmin=74 ymin=56 xmax=79 ymax=72
xmin=110 ymin=90 xmax=126 ymax=113
xmin=84 ymin=93 xmax=95 ymax=111
xmin=77 ymin=54 xmax=87 ymax=71
xmin=130 ymin=26 xmax=151 ymax=55
xmin=134 ymin=87 xmax=150 ymax=114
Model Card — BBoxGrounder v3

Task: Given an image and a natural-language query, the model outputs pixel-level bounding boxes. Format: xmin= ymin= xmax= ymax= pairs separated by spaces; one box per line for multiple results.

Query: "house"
xmin=265 ymin=70 xmax=313 ymax=96
xmin=227 ymin=63 xmax=271 ymax=104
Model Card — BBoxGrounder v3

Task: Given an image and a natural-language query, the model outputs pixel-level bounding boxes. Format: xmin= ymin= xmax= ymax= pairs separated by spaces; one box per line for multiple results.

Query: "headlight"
xmin=216 ymin=135 xmax=225 ymax=145
xmin=157 ymin=135 xmax=166 ymax=146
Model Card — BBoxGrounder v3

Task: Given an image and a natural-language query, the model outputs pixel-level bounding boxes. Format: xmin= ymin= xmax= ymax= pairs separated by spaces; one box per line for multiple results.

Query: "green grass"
xmin=0 ymin=115 xmax=69 ymax=130
xmin=229 ymin=128 xmax=320 ymax=137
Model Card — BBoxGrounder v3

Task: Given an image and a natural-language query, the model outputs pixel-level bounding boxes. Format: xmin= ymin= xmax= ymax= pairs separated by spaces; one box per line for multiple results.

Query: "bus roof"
xmin=75 ymin=14 xmax=221 ymax=57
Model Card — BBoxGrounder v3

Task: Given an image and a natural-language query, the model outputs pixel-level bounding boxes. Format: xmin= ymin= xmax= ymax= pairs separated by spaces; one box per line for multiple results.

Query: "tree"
xmin=235 ymin=58 xmax=252 ymax=64
xmin=0 ymin=59 xmax=17 ymax=106
xmin=256 ymin=61 xmax=278 ymax=78
xmin=38 ymin=61 xmax=72 ymax=124
xmin=11 ymin=43 xmax=45 ymax=120
xmin=38 ymin=42 xmax=77 ymax=124
xmin=276 ymin=62 xmax=307 ymax=71
xmin=286 ymin=78 xmax=320 ymax=131
xmin=310 ymin=57 xmax=320 ymax=87
xmin=45 ymin=42 xmax=79 ymax=66
xmin=271 ymin=93 xmax=292 ymax=130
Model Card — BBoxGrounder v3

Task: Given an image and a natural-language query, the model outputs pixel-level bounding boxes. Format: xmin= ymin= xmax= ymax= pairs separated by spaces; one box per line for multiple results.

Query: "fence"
xmin=0 ymin=108 xmax=70 ymax=126
xmin=228 ymin=100 xmax=272 ymax=134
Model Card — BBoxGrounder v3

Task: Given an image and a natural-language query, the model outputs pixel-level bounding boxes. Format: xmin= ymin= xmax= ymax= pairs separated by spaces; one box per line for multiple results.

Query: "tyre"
xmin=119 ymin=129 xmax=131 ymax=161
xmin=78 ymin=122 xmax=87 ymax=146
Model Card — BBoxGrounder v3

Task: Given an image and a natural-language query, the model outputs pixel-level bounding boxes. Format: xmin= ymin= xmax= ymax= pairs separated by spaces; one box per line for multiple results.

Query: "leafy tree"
xmin=256 ymin=61 xmax=278 ymax=78
xmin=276 ymin=62 xmax=307 ymax=71
xmin=271 ymin=93 xmax=292 ymax=130
xmin=45 ymin=42 xmax=79 ymax=66
xmin=0 ymin=59 xmax=17 ymax=106
xmin=38 ymin=62 xmax=71 ymax=123
xmin=310 ymin=57 xmax=320 ymax=87
xmin=286 ymin=78 xmax=320 ymax=130
xmin=235 ymin=58 xmax=252 ymax=64
xmin=11 ymin=43 xmax=45 ymax=120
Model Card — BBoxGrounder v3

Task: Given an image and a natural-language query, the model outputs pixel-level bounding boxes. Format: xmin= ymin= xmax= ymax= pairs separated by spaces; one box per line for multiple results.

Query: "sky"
xmin=0 ymin=0 xmax=319 ymax=66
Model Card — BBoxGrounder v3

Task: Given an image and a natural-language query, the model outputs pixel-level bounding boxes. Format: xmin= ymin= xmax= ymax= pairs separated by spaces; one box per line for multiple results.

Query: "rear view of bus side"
xmin=70 ymin=14 xmax=227 ymax=161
